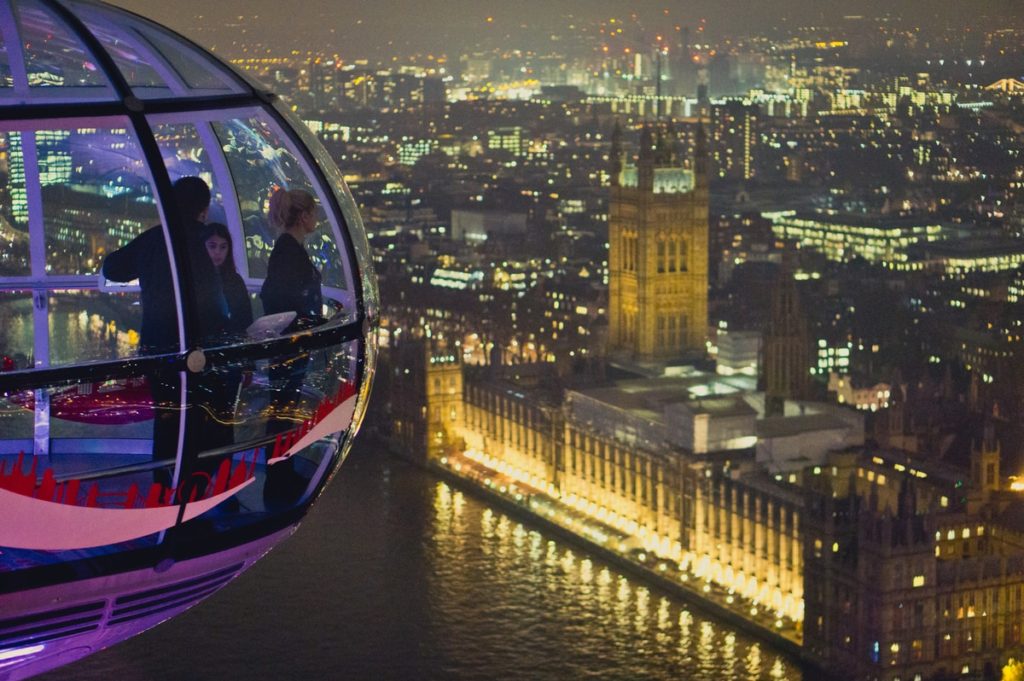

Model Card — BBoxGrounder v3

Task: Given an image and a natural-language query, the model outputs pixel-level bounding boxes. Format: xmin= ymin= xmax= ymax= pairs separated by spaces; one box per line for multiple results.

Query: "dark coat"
xmin=218 ymin=269 xmax=255 ymax=336
xmin=260 ymin=233 xmax=323 ymax=330
xmin=102 ymin=221 xmax=223 ymax=352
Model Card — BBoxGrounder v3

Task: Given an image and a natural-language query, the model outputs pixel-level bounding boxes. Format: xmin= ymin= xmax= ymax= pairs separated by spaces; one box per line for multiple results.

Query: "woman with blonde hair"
xmin=261 ymin=187 xmax=324 ymax=436
xmin=260 ymin=188 xmax=324 ymax=329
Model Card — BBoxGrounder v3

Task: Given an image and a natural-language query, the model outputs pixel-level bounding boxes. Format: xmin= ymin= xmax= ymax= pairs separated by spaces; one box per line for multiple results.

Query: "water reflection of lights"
xmin=746 ymin=643 xmax=762 ymax=678
xmin=657 ymin=597 xmax=671 ymax=631
xmin=430 ymin=463 xmax=796 ymax=679
xmin=439 ymin=448 xmax=805 ymax=638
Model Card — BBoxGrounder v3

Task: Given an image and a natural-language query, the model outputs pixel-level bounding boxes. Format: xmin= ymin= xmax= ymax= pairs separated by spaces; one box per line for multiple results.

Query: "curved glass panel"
xmin=274 ymin=102 xmax=379 ymax=317
xmin=132 ymin=23 xmax=245 ymax=94
xmin=0 ymin=291 xmax=34 ymax=456
xmin=0 ymin=290 xmax=33 ymax=369
xmin=38 ymin=123 xmax=158 ymax=277
xmin=269 ymin=106 xmax=378 ymax=441
xmin=16 ymin=0 xmax=113 ymax=97
xmin=74 ymin=8 xmax=167 ymax=92
xmin=0 ymin=131 xmax=30 ymax=276
xmin=152 ymin=120 xmax=228 ymax=223
xmin=211 ymin=115 xmax=348 ymax=289
xmin=0 ymin=336 xmax=361 ymax=564
xmin=66 ymin=0 xmax=247 ymax=99
xmin=0 ymin=27 xmax=11 ymax=88
xmin=47 ymin=289 xmax=142 ymax=365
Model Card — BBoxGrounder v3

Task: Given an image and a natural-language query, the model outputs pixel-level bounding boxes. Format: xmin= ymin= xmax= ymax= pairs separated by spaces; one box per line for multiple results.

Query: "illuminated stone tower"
xmin=608 ymin=122 xmax=709 ymax=361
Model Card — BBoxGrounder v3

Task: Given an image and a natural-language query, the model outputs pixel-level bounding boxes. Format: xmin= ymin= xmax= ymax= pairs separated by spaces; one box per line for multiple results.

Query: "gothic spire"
xmin=610 ymin=120 xmax=623 ymax=187
xmin=694 ymin=121 xmax=709 ymax=187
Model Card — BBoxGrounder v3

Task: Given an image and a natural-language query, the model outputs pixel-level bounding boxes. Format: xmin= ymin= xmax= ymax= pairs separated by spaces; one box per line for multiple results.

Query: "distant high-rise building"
xmin=695 ymin=67 xmax=710 ymax=119
xmin=487 ymin=126 xmax=524 ymax=157
xmin=711 ymin=101 xmax=759 ymax=181
xmin=608 ymin=122 xmax=709 ymax=361
xmin=398 ymin=138 xmax=436 ymax=166
xmin=306 ymin=57 xmax=337 ymax=111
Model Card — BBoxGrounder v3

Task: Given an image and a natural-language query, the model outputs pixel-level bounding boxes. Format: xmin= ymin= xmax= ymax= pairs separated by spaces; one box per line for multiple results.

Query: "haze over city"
xmin=4 ymin=0 xmax=1024 ymax=678
xmin=114 ymin=0 xmax=1024 ymax=57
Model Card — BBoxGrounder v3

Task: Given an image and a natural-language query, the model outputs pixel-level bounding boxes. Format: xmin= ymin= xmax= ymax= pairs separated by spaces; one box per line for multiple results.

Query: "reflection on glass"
xmin=39 ymin=125 xmax=158 ymax=276
xmin=152 ymin=121 xmax=227 ymax=223
xmin=0 ymin=389 xmax=32 ymax=454
xmin=0 ymin=337 xmax=362 ymax=566
xmin=47 ymin=289 xmax=141 ymax=365
xmin=277 ymin=104 xmax=372 ymax=305
xmin=0 ymin=29 xmax=10 ymax=88
xmin=76 ymin=11 xmax=165 ymax=90
xmin=132 ymin=23 xmax=242 ymax=93
xmin=0 ymin=291 xmax=32 ymax=369
xmin=16 ymin=0 xmax=110 ymax=92
xmin=212 ymin=115 xmax=347 ymax=288
xmin=0 ymin=131 xmax=29 ymax=275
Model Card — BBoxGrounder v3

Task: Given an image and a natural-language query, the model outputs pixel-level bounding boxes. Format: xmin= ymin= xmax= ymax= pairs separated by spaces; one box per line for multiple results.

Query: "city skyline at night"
xmin=6 ymin=0 xmax=1024 ymax=679
xmin=114 ymin=0 xmax=1024 ymax=60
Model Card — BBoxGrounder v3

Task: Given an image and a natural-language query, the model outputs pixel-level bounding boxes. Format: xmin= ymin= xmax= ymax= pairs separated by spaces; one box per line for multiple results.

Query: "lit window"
xmin=913 ymin=575 xmax=925 ymax=587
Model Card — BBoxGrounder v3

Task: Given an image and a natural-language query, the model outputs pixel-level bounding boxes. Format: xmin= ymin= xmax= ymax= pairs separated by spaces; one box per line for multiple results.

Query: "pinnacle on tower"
xmin=694 ymin=121 xmax=709 ymax=187
xmin=610 ymin=120 xmax=623 ymax=187
xmin=638 ymin=123 xmax=655 ymax=191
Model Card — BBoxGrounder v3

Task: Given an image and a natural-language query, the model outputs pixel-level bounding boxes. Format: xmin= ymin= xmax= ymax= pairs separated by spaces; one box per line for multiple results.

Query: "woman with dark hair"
xmin=200 ymin=222 xmax=253 ymax=340
xmin=197 ymin=223 xmax=253 ymax=450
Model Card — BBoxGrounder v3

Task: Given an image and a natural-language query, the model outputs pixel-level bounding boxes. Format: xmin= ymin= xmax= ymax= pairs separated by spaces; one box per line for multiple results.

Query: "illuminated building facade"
xmin=692 ymin=469 xmax=805 ymax=621
xmin=487 ymin=126 xmax=524 ymax=157
xmin=446 ymin=365 xmax=806 ymax=622
xmin=711 ymin=101 xmax=759 ymax=181
xmin=766 ymin=211 xmax=944 ymax=266
xmin=435 ymin=349 xmax=1024 ymax=678
xmin=828 ymin=372 xmax=892 ymax=411
xmin=459 ymin=366 xmax=562 ymax=487
xmin=608 ymin=124 xmax=709 ymax=361
xmin=803 ymin=437 xmax=1024 ymax=680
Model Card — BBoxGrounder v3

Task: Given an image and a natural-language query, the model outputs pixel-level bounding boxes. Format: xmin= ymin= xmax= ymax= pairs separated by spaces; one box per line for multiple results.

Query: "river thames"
xmin=40 ymin=441 xmax=804 ymax=681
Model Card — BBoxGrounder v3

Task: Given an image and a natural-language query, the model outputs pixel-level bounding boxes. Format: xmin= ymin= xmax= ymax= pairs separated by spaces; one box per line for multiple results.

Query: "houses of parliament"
xmin=381 ymin=122 xmax=1024 ymax=681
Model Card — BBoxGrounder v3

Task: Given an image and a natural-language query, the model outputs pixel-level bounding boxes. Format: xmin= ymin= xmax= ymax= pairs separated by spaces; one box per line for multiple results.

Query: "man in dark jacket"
xmin=102 ymin=177 xmax=228 ymax=484
xmin=102 ymin=176 xmax=224 ymax=352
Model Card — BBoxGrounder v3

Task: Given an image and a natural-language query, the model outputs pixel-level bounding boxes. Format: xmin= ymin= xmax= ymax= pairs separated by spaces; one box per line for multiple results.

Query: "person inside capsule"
xmin=101 ymin=177 xmax=226 ymax=487
xmin=194 ymin=222 xmax=254 ymax=451
xmin=261 ymin=188 xmax=325 ymax=436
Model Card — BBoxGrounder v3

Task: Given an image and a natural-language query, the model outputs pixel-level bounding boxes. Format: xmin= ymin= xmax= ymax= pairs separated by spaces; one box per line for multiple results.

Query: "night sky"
xmin=111 ymin=0 xmax=1024 ymax=58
